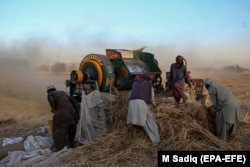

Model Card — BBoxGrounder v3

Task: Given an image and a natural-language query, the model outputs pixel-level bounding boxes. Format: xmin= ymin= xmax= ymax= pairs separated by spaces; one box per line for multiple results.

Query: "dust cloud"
xmin=0 ymin=39 xmax=70 ymax=123
xmin=0 ymin=57 xmax=61 ymax=123
xmin=0 ymin=35 xmax=249 ymax=122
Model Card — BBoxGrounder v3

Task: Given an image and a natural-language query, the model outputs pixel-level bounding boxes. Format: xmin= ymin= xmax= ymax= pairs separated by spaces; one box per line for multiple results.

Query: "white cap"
xmin=47 ymin=85 xmax=56 ymax=93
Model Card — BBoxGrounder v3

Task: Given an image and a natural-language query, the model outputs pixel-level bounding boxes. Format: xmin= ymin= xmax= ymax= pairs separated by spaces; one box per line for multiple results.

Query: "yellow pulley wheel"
xmin=70 ymin=70 xmax=84 ymax=83
xmin=80 ymin=59 xmax=103 ymax=87
xmin=76 ymin=70 xmax=83 ymax=83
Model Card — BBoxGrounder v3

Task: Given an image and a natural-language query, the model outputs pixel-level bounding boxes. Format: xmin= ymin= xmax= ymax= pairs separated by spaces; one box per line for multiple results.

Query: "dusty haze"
xmin=0 ymin=57 xmax=66 ymax=123
xmin=0 ymin=36 xmax=249 ymax=104
xmin=1 ymin=35 xmax=249 ymax=69
xmin=0 ymin=36 xmax=249 ymax=108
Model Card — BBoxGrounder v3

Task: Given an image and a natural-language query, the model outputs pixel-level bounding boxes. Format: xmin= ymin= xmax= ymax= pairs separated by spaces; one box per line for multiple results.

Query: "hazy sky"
xmin=0 ymin=0 xmax=250 ymax=69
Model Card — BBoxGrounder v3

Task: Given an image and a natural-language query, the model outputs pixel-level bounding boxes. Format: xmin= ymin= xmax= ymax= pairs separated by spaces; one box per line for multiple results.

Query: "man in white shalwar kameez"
xmin=203 ymin=77 xmax=242 ymax=140
xmin=127 ymin=72 xmax=160 ymax=144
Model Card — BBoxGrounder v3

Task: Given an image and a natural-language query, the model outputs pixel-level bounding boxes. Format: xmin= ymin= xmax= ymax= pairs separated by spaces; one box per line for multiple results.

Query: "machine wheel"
xmin=80 ymin=59 xmax=103 ymax=87
xmin=77 ymin=54 xmax=115 ymax=92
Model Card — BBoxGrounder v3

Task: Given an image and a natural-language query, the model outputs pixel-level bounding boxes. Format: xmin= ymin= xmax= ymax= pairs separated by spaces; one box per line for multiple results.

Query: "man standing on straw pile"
xmin=47 ymin=85 xmax=80 ymax=151
xmin=127 ymin=72 xmax=161 ymax=144
xmin=203 ymin=77 xmax=242 ymax=140
xmin=168 ymin=55 xmax=192 ymax=104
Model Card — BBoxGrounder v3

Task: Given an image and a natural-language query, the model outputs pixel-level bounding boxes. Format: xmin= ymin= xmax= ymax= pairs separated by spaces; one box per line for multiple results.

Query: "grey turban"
xmin=203 ymin=77 xmax=216 ymax=86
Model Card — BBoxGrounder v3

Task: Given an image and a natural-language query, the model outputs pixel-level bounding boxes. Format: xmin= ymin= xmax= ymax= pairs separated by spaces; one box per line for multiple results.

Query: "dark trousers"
xmin=53 ymin=122 xmax=77 ymax=150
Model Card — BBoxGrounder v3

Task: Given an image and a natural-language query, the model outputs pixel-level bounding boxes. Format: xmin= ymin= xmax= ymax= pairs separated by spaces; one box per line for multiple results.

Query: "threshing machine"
xmin=66 ymin=48 xmax=162 ymax=102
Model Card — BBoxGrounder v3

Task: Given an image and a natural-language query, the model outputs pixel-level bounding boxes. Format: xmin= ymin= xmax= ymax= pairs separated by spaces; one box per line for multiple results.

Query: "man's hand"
xmin=208 ymin=105 xmax=217 ymax=112
xmin=188 ymin=82 xmax=192 ymax=88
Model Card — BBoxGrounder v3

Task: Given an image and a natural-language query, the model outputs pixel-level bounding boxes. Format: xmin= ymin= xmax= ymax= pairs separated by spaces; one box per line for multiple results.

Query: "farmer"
xmin=127 ymin=72 xmax=160 ymax=144
xmin=47 ymin=85 xmax=80 ymax=151
xmin=168 ymin=55 xmax=192 ymax=104
xmin=203 ymin=77 xmax=242 ymax=140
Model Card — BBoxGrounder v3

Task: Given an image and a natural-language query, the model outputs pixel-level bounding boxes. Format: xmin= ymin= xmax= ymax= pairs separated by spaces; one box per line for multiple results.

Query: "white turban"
xmin=203 ymin=77 xmax=216 ymax=86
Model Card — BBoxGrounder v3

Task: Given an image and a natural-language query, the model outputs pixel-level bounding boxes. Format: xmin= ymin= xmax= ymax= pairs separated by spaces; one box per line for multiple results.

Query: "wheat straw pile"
xmin=51 ymin=90 xmax=250 ymax=167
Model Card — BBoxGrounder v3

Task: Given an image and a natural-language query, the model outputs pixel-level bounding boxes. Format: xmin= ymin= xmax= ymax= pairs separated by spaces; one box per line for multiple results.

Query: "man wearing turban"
xmin=203 ymin=77 xmax=242 ymax=140
xmin=168 ymin=55 xmax=192 ymax=104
